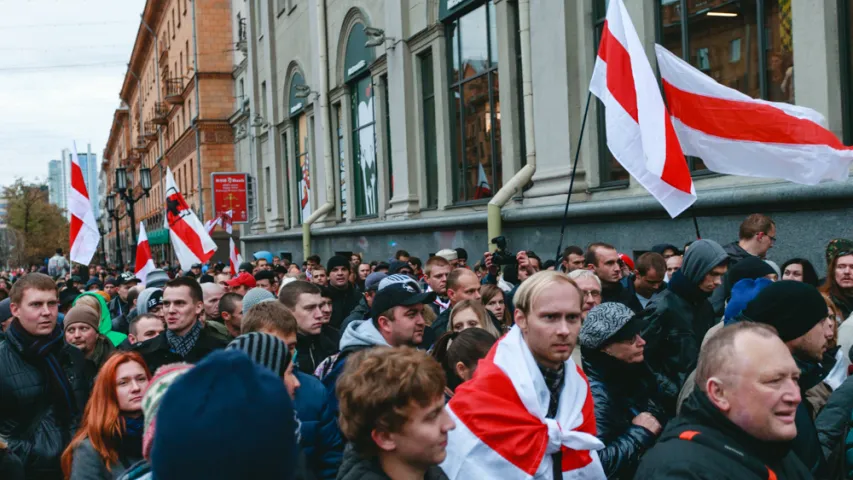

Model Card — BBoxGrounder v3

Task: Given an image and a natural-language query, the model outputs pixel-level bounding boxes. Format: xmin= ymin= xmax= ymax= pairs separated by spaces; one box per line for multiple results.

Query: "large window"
xmin=841 ymin=0 xmax=853 ymax=145
xmin=593 ymin=0 xmax=629 ymax=185
xmin=351 ymin=76 xmax=378 ymax=217
xmin=336 ymin=105 xmax=347 ymax=216
xmin=658 ymin=0 xmax=795 ymax=169
xmin=421 ymin=51 xmax=439 ymax=208
xmin=295 ymin=114 xmax=311 ymax=223
xmin=447 ymin=1 xmax=501 ymax=202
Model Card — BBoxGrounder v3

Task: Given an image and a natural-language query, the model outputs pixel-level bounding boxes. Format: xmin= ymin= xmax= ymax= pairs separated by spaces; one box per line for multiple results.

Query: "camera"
xmin=491 ymin=236 xmax=517 ymax=266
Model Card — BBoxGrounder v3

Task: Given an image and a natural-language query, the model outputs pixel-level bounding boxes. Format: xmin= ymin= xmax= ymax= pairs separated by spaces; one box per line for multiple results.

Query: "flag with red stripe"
xmin=655 ymin=45 xmax=853 ymax=184
xmin=589 ymin=0 xmax=695 ymax=218
xmin=229 ymin=237 xmax=241 ymax=277
xmin=441 ymin=326 xmax=605 ymax=479
xmin=165 ymin=167 xmax=217 ymax=270
xmin=68 ymin=142 xmax=100 ymax=265
xmin=135 ymin=222 xmax=155 ymax=284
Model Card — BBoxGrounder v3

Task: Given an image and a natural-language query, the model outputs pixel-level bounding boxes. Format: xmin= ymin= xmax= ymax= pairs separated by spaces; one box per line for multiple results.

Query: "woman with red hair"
xmin=61 ymin=351 xmax=151 ymax=479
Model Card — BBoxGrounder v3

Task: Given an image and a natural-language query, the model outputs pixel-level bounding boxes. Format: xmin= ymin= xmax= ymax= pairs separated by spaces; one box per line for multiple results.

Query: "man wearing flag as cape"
xmin=442 ymin=271 xmax=605 ymax=479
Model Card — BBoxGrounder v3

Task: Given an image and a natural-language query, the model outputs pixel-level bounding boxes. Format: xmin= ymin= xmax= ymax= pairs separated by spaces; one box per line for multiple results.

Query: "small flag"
xmin=473 ymin=162 xmax=492 ymax=199
xmin=135 ymin=222 xmax=155 ymax=284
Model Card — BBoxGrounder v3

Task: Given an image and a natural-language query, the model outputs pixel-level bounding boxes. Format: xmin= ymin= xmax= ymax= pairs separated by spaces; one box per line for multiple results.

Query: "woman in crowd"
xmin=480 ymin=284 xmax=511 ymax=333
xmin=61 ymin=351 xmax=151 ymax=479
xmin=431 ymin=327 xmax=496 ymax=400
xmin=782 ymin=258 xmax=820 ymax=287
xmin=448 ymin=299 xmax=500 ymax=337
xmin=580 ymin=303 xmax=666 ymax=479
xmin=64 ymin=305 xmax=116 ymax=370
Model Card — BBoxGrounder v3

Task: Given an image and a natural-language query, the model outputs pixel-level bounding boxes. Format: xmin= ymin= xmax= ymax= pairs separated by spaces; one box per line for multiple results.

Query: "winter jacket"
xmin=327 ymin=283 xmax=361 ymax=330
xmin=108 ymin=296 xmax=130 ymax=321
xmin=321 ymin=320 xmax=390 ymax=421
xmin=340 ymin=297 xmax=370 ymax=334
xmin=635 ymin=390 xmax=813 ymax=479
xmin=296 ymin=330 xmax=339 ymax=375
xmin=68 ymin=437 xmax=142 ymax=480
xmin=336 ymin=445 xmax=448 ymax=480
xmin=582 ymin=348 xmax=666 ymax=479
xmin=708 ymin=241 xmax=756 ymax=316
xmin=74 ymin=292 xmax=128 ymax=347
xmin=816 ymin=374 xmax=853 ymax=478
xmin=429 ymin=308 xmax=451 ymax=337
xmin=642 ymin=240 xmax=727 ymax=415
xmin=607 ymin=275 xmax=666 ymax=314
xmin=132 ymin=323 xmax=229 ymax=373
xmin=0 ymin=338 xmax=90 ymax=480
xmin=111 ymin=314 xmax=129 ymax=335
xmin=790 ymin=355 xmax=829 ymax=479
xmin=295 ymin=371 xmax=344 ymax=480
xmin=0 ymin=444 xmax=24 ymax=480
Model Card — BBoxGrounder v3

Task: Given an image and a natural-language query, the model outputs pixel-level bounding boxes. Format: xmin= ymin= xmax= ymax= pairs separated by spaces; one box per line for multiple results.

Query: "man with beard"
xmin=821 ymin=238 xmax=853 ymax=318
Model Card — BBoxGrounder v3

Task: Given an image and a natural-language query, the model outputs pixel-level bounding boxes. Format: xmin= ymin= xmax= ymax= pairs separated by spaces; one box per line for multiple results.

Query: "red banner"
xmin=211 ymin=173 xmax=248 ymax=223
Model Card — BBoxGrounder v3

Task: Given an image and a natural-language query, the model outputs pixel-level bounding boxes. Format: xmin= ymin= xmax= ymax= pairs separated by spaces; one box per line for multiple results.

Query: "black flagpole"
xmin=555 ymin=91 xmax=593 ymax=266
xmin=692 ymin=209 xmax=702 ymax=239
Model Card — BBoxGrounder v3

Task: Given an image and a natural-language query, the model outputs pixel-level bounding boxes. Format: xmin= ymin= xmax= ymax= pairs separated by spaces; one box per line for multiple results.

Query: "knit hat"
xmin=85 ymin=278 xmax=103 ymax=290
xmin=238 ymin=262 xmax=254 ymax=273
xmin=151 ymin=350 xmax=298 ymax=480
xmin=728 ymin=256 xmax=775 ymax=288
xmin=104 ymin=276 xmax=117 ymax=287
xmin=326 ymin=255 xmax=350 ymax=273
xmin=455 ymin=247 xmax=468 ymax=260
xmin=580 ymin=303 xmax=644 ymax=350
xmin=436 ymin=249 xmax=458 ymax=262
xmin=826 ymin=238 xmax=853 ymax=266
xmin=145 ymin=269 xmax=170 ymax=288
xmin=137 ymin=288 xmax=163 ymax=315
xmin=0 ymin=298 xmax=11 ymax=323
xmin=227 ymin=272 xmax=256 ymax=289
xmin=364 ymin=272 xmax=387 ymax=292
xmin=724 ymin=278 xmax=773 ymax=324
xmin=388 ymin=260 xmax=411 ymax=274
xmin=63 ymin=305 xmax=100 ymax=332
xmin=241 ymin=287 xmax=276 ymax=315
xmin=741 ymin=281 xmax=828 ymax=342
xmin=141 ymin=363 xmax=194 ymax=460
xmin=226 ymin=332 xmax=291 ymax=378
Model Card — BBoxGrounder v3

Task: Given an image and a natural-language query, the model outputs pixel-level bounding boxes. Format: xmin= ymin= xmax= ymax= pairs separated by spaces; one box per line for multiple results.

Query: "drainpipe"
xmin=486 ymin=0 xmax=535 ymax=251
xmin=191 ymin=0 xmax=204 ymax=219
xmin=302 ymin=0 xmax=335 ymax=257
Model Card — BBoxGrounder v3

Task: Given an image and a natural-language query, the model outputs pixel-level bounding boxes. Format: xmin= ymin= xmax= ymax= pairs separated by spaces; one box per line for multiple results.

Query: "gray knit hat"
xmin=226 ymin=332 xmax=291 ymax=378
xmin=145 ymin=269 xmax=170 ymax=289
xmin=241 ymin=287 xmax=276 ymax=314
xmin=580 ymin=303 xmax=640 ymax=350
xmin=137 ymin=287 xmax=163 ymax=315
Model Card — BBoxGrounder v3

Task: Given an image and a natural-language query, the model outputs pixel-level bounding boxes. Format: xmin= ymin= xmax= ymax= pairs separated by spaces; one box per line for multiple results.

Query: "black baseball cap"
xmin=370 ymin=281 xmax=436 ymax=321
xmin=116 ymin=272 xmax=141 ymax=286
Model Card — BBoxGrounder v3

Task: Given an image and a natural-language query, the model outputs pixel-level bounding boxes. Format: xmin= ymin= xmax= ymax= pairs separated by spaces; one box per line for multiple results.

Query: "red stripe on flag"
xmin=598 ymin=20 xmax=638 ymax=123
xmin=172 ymin=218 xmax=212 ymax=261
xmin=70 ymin=215 xmax=82 ymax=247
xmin=663 ymin=80 xmax=853 ymax=149
xmin=71 ymin=160 xmax=87 ymax=197
xmin=661 ymin=108 xmax=694 ymax=193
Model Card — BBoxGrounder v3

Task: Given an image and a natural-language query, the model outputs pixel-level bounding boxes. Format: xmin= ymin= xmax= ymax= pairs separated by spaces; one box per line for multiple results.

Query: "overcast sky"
xmin=0 ymin=0 xmax=145 ymax=187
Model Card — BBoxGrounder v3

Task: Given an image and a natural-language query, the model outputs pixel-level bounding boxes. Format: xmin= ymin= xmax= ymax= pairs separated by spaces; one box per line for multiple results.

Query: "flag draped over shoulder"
xmin=165 ymin=167 xmax=217 ymax=270
xmin=441 ymin=326 xmax=606 ymax=479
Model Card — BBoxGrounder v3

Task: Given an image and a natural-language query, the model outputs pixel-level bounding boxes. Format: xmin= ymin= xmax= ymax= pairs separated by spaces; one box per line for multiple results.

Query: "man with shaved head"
xmin=201 ymin=283 xmax=227 ymax=336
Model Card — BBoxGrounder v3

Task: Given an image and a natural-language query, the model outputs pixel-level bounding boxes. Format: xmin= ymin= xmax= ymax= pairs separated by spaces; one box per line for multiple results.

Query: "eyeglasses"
xmin=582 ymin=289 xmax=602 ymax=299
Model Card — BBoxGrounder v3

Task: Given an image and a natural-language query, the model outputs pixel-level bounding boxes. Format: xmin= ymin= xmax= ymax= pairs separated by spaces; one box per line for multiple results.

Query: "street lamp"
xmin=113 ymin=167 xmax=152 ymax=266
xmin=105 ymin=193 xmax=124 ymax=268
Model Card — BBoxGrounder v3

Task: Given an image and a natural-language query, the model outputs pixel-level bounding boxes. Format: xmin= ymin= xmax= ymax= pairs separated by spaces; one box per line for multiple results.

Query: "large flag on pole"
xmin=68 ymin=142 xmax=100 ymax=265
xmin=229 ymin=237 xmax=242 ymax=276
xmin=165 ymin=167 xmax=217 ymax=270
xmin=589 ymin=0 xmax=695 ymax=218
xmin=135 ymin=222 xmax=155 ymax=284
xmin=655 ymin=45 xmax=853 ymax=184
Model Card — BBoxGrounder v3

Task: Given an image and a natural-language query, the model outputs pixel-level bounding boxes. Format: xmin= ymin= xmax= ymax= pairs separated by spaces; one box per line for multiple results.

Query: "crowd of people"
xmin=4 ymin=213 xmax=853 ymax=479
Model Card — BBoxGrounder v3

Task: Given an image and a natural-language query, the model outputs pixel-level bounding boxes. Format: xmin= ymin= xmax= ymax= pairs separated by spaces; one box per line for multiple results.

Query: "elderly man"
xmin=636 ymin=322 xmax=812 ymax=479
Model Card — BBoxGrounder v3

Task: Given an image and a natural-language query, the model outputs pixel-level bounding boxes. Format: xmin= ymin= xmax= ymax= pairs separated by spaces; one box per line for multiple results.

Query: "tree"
xmin=3 ymin=179 xmax=69 ymax=266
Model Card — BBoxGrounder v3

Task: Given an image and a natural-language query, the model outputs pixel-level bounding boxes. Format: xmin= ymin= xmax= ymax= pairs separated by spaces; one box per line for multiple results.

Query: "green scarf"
xmin=72 ymin=291 xmax=128 ymax=347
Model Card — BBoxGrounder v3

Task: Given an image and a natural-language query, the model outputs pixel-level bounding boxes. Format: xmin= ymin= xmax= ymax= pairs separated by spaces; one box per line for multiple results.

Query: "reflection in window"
xmin=447 ymin=1 xmax=501 ymax=202
xmin=295 ymin=114 xmax=311 ymax=223
xmin=593 ymin=0 xmax=629 ymax=184
xmin=351 ymin=76 xmax=378 ymax=216
xmin=336 ymin=105 xmax=347 ymax=216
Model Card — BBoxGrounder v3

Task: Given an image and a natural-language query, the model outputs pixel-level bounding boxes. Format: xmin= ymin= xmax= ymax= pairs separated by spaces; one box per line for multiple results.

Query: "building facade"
xmin=233 ymin=0 xmax=852 ymax=274
xmin=103 ymin=0 xmax=236 ymax=265
xmin=47 ymin=159 xmax=66 ymax=212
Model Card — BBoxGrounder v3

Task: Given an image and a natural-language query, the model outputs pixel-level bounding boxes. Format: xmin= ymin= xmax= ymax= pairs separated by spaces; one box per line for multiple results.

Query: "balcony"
xmin=133 ymin=137 xmax=148 ymax=154
xmin=165 ymin=78 xmax=184 ymax=105
xmin=143 ymin=121 xmax=158 ymax=141
xmin=152 ymin=102 xmax=170 ymax=125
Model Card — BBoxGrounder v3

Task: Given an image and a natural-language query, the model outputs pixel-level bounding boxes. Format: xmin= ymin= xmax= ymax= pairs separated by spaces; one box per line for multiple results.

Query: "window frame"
xmin=350 ymin=75 xmax=379 ymax=218
xmin=420 ymin=50 xmax=439 ymax=209
xmin=839 ymin=0 xmax=853 ymax=145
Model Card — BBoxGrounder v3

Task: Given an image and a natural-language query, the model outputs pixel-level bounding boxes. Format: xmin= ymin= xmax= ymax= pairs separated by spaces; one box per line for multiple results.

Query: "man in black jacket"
xmin=109 ymin=272 xmax=140 ymax=319
xmin=636 ymin=322 xmax=812 ymax=479
xmin=617 ymin=252 xmax=667 ymax=314
xmin=279 ymin=281 xmax=338 ymax=374
xmin=642 ymin=239 xmax=728 ymax=413
xmin=584 ymin=242 xmax=624 ymax=303
xmin=134 ymin=277 xmax=229 ymax=373
xmin=0 ymin=273 xmax=91 ymax=479
xmin=326 ymin=256 xmax=361 ymax=330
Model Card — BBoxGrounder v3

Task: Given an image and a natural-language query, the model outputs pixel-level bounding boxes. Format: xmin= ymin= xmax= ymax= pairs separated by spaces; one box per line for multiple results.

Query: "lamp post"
xmin=113 ymin=166 xmax=152 ymax=267
xmin=105 ymin=194 xmax=124 ymax=268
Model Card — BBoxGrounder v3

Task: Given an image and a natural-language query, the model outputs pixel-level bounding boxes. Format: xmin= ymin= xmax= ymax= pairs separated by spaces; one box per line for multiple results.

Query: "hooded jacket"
xmin=327 ymin=283 xmax=361 ymax=330
xmin=708 ymin=241 xmax=757 ymax=315
xmin=642 ymin=239 xmax=727 ymax=414
xmin=73 ymin=292 xmax=128 ymax=347
xmin=340 ymin=296 xmax=370 ymax=333
xmin=294 ymin=371 xmax=343 ymax=480
xmin=337 ymin=445 xmax=449 ymax=480
xmin=635 ymin=390 xmax=812 ymax=479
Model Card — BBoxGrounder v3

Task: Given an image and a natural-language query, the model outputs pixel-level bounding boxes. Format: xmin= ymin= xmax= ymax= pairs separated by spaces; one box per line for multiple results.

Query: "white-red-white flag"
xmin=135 ymin=222 xmax=155 ymax=284
xmin=68 ymin=142 xmax=100 ymax=265
xmin=165 ymin=167 xmax=217 ymax=270
xmin=655 ymin=45 xmax=853 ymax=184
xmin=589 ymin=0 xmax=695 ymax=218
xmin=204 ymin=209 xmax=234 ymax=235
xmin=473 ymin=162 xmax=492 ymax=199
xmin=229 ymin=237 xmax=242 ymax=276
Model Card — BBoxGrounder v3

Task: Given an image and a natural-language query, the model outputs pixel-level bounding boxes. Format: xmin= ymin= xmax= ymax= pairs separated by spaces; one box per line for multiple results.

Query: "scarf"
xmin=6 ymin=318 xmax=78 ymax=418
xmin=668 ymin=270 xmax=711 ymax=304
xmin=166 ymin=321 xmax=202 ymax=358
xmin=441 ymin=325 xmax=606 ymax=479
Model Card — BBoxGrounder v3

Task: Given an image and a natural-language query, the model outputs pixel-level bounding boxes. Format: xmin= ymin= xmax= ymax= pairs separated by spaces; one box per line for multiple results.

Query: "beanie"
xmin=151 ymin=350 xmax=298 ymax=480
xmin=724 ymin=278 xmax=773 ymax=325
xmin=326 ymin=255 xmax=350 ymax=273
xmin=137 ymin=288 xmax=163 ymax=315
xmin=435 ymin=249 xmax=458 ymax=262
xmin=727 ymin=257 xmax=775 ymax=290
xmin=741 ymin=281 xmax=828 ymax=342
xmin=63 ymin=305 xmax=100 ymax=332
xmin=141 ymin=363 xmax=194 ymax=460
xmin=226 ymin=332 xmax=291 ymax=378
xmin=241 ymin=287 xmax=276 ymax=314
xmin=580 ymin=303 xmax=641 ymax=350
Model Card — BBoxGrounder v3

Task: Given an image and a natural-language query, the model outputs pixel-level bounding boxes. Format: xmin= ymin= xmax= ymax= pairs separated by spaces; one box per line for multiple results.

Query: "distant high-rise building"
xmin=55 ymin=144 xmax=99 ymax=220
xmin=0 ymin=197 xmax=8 ymax=229
xmin=47 ymin=159 xmax=66 ymax=212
